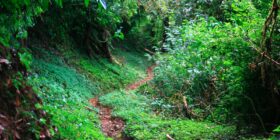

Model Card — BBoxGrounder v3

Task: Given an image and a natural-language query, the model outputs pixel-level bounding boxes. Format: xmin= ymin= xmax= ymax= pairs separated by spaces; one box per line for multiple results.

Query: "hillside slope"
xmin=28 ymin=42 xmax=150 ymax=139
xmin=27 ymin=41 xmax=235 ymax=139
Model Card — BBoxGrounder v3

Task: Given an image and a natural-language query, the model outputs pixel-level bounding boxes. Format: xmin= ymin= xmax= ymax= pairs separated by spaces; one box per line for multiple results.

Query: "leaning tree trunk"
xmin=83 ymin=8 xmax=113 ymax=62
xmin=98 ymin=29 xmax=113 ymax=62
xmin=255 ymin=0 xmax=280 ymax=132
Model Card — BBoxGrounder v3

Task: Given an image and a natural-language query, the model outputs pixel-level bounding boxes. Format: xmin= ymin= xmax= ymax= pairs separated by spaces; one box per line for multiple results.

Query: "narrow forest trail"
xmin=89 ymin=64 xmax=156 ymax=140
xmin=126 ymin=64 xmax=156 ymax=90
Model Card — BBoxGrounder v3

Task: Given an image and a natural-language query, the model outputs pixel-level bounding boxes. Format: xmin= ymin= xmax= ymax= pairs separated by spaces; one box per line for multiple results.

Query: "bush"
xmin=151 ymin=0 xmax=276 ymax=133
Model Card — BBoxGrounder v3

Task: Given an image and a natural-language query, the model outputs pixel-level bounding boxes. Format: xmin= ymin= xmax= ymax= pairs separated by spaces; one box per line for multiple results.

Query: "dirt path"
xmin=126 ymin=64 xmax=156 ymax=90
xmin=89 ymin=98 xmax=125 ymax=139
xmin=89 ymin=65 xmax=156 ymax=139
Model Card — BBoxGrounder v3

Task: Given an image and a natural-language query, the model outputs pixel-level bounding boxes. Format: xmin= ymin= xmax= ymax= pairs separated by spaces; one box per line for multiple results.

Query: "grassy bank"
xmin=99 ymin=90 xmax=236 ymax=140
xmin=28 ymin=44 xmax=150 ymax=139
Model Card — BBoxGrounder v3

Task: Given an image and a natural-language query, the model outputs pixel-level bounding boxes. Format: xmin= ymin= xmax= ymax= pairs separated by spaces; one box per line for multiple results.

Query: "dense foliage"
xmin=0 ymin=0 xmax=279 ymax=139
xmin=151 ymin=0 xmax=280 ymax=134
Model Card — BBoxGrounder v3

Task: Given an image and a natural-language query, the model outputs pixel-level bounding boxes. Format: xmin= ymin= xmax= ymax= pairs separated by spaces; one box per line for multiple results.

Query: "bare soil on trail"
xmin=90 ymin=65 xmax=156 ymax=140
xmin=126 ymin=64 xmax=156 ymax=90
xmin=89 ymin=98 xmax=126 ymax=139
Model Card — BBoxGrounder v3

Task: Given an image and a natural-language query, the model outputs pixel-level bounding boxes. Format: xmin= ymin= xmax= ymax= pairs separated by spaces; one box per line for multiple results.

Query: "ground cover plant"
xmin=0 ymin=0 xmax=279 ymax=139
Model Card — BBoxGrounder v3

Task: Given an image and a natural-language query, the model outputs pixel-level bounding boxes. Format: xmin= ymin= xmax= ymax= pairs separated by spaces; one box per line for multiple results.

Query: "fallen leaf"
xmin=40 ymin=131 xmax=46 ymax=139
xmin=13 ymin=130 xmax=20 ymax=139
xmin=46 ymin=129 xmax=51 ymax=137
xmin=15 ymin=96 xmax=21 ymax=107
xmin=0 ymin=59 xmax=9 ymax=64
xmin=6 ymin=79 xmax=12 ymax=87
xmin=16 ymin=90 xmax=21 ymax=95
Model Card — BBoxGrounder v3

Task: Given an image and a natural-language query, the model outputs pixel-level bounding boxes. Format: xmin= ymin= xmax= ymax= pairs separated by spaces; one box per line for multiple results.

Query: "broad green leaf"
xmin=19 ymin=52 xmax=32 ymax=70
xmin=40 ymin=0 xmax=49 ymax=10
xmin=55 ymin=0 xmax=63 ymax=8
xmin=223 ymin=60 xmax=233 ymax=67
xmin=24 ymin=0 xmax=31 ymax=5
xmin=84 ymin=0 xmax=90 ymax=7
xmin=273 ymin=126 xmax=280 ymax=133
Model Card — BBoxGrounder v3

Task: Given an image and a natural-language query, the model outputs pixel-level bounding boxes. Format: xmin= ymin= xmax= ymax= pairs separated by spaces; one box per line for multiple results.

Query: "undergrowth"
xmin=59 ymin=44 xmax=150 ymax=92
xmin=28 ymin=43 xmax=150 ymax=139
xmin=29 ymin=49 xmax=107 ymax=139
xmin=99 ymin=91 xmax=236 ymax=140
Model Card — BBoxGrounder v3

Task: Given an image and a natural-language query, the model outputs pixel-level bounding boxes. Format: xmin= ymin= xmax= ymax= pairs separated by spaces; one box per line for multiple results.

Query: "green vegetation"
xmin=28 ymin=43 xmax=150 ymax=139
xmin=0 ymin=0 xmax=279 ymax=139
xmin=152 ymin=4 xmax=263 ymax=119
xmin=99 ymin=91 xmax=235 ymax=139
xmin=76 ymin=49 xmax=150 ymax=91
xmin=29 ymin=48 xmax=105 ymax=139
xmin=150 ymin=0 xmax=280 ymax=134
